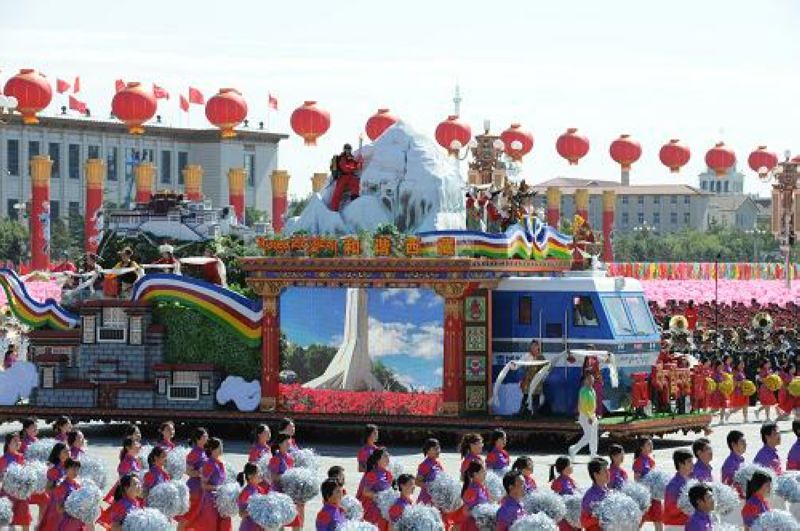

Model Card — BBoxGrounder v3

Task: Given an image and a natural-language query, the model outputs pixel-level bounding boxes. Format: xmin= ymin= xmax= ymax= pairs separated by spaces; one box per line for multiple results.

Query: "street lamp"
xmin=757 ymin=151 xmax=799 ymax=290
xmin=450 ymin=138 xmax=479 ymax=161
xmin=0 ymin=95 xmax=18 ymax=125
xmin=745 ymin=227 xmax=767 ymax=263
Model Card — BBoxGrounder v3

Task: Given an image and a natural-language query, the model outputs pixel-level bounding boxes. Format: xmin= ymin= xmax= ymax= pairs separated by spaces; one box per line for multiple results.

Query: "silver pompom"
xmin=23 ymin=438 xmax=57 ymax=462
xmin=751 ymin=509 xmax=800 ymax=531
xmin=122 ymin=507 xmax=171 ymax=530
xmin=790 ymin=502 xmax=800 ymax=521
xmin=592 ymin=491 xmax=642 ymax=531
xmin=395 ymin=504 xmax=444 ymax=530
xmin=214 ymin=481 xmax=241 ymax=518
xmin=2 ymin=461 xmax=47 ymax=499
xmin=510 ymin=512 xmax=558 ymax=531
xmin=147 ymin=480 xmax=190 ymax=517
xmin=256 ymin=453 xmax=271 ymax=482
xmin=485 ymin=471 xmax=505 ymax=501
xmin=341 ymin=494 xmax=364 ymax=520
xmin=247 ymin=492 xmax=297 ymax=530
xmin=293 ymin=448 xmax=320 ymax=471
xmin=638 ymin=469 xmax=670 ymax=500
xmin=388 ymin=459 xmax=405 ymax=480
xmin=734 ymin=464 xmax=776 ymax=494
xmin=0 ymin=497 xmax=13 ymax=527
xmin=335 ymin=521 xmax=379 ymax=531
xmin=471 ymin=502 xmax=500 ymax=531
xmin=280 ymin=467 xmax=320 ymax=504
xmin=677 ymin=479 xmax=701 ymax=516
xmin=164 ymin=446 xmax=189 ymax=480
xmin=562 ymin=494 xmax=583 ymax=528
xmin=375 ymin=488 xmax=398 ymax=521
xmin=775 ymin=472 xmax=800 ymax=503
xmin=78 ymin=453 xmax=108 ymax=490
xmin=427 ymin=473 xmax=463 ymax=512
xmin=137 ymin=444 xmax=153 ymax=469
xmin=523 ymin=489 xmax=566 ymax=521
xmin=64 ymin=481 xmax=103 ymax=524
xmin=224 ymin=462 xmax=238 ymax=484
xmin=619 ymin=481 xmax=652 ymax=512
xmin=709 ymin=481 xmax=741 ymax=516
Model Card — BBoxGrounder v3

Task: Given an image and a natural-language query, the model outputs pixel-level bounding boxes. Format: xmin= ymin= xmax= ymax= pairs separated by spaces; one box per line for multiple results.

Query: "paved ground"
xmin=0 ymin=412 xmax=796 ymax=529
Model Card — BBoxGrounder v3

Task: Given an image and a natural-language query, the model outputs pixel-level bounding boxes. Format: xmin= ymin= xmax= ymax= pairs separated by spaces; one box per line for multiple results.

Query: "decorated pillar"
xmin=602 ymin=190 xmax=616 ymax=263
xmin=270 ymin=170 xmax=290 ymax=233
xmin=435 ymin=283 xmax=469 ymax=416
xmin=183 ymin=165 xmax=204 ymax=202
xmin=227 ymin=167 xmax=246 ymax=223
xmin=30 ymin=155 xmax=52 ymax=271
xmin=258 ymin=284 xmax=284 ymax=411
xmin=575 ymin=188 xmax=589 ymax=222
xmin=546 ymin=186 xmax=561 ymax=228
xmin=134 ymin=162 xmax=155 ymax=204
xmin=84 ymin=158 xmax=106 ymax=254
xmin=311 ymin=172 xmax=328 ymax=194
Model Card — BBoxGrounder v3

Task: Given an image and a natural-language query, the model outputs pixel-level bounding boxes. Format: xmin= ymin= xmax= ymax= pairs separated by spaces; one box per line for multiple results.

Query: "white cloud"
xmin=378 ymin=289 xmax=423 ymax=306
xmin=434 ymin=368 xmax=443 ymax=377
xmin=367 ymin=317 xmax=443 ymax=360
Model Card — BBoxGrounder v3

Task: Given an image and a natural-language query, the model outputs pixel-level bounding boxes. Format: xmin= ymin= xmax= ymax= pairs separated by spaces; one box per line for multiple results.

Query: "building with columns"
xmin=531 ymin=177 xmax=712 ymax=235
xmin=0 ymin=114 xmax=287 ymax=222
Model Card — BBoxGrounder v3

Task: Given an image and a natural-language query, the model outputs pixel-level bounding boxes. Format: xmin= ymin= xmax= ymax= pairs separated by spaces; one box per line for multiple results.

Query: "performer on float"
xmin=517 ymin=340 xmax=547 ymax=416
xmin=330 ymin=143 xmax=363 ymax=211
xmin=511 ymin=456 xmax=537 ymax=494
xmin=152 ymin=244 xmax=181 ymax=274
xmin=580 ymin=458 xmax=610 ymax=531
xmin=51 ymin=251 xmax=77 ymax=274
xmin=111 ymin=247 xmax=141 ymax=297
xmin=237 ymin=463 xmax=269 ymax=531
xmin=568 ymin=372 xmax=598 ymax=459
xmin=3 ymin=343 xmax=18 ymax=370
xmin=0 ymin=432 xmax=32 ymax=530
xmin=460 ymin=461 xmax=489 ymax=531
xmin=200 ymin=247 xmax=225 ymax=287
xmin=495 ymin=471 xmax=526 ymax=531
xmin=465 ymin=189 xmax=482 ymax=231
xmin=571 ymin=215 xmax=595 ymax=270
xmin=485 ymin=194 xmax=503 ymax=233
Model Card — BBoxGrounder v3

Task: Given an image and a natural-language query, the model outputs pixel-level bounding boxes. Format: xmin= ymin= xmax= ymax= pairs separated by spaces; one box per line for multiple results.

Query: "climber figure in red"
xmin=330 ymin=143 xmax=363 ymax=211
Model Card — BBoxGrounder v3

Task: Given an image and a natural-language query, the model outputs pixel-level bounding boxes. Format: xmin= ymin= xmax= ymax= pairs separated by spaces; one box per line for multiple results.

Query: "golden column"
xmin=574 ymin=188 xmax=590 ymax=222
xmin=270 ymin=170 xmax=291 ymax=233
xmin=183 ymin=165 xmax=204 ymax=202
xmin=602 ymin=190 xmax=617 ymax=263
xmin=30 ymin=155 xmax=53 ymax=271
xmin=134 ymin=162 xmax=155 ymax=203
xmin=311 ymin=173 xmax=328 ymax=194
xmin=228 ymin=167 xmax=247 ymax=223
xmin=546 ymin=186 xmax=561 ymax=228
xmin=84 ymin=158 xmax=106 ymax=254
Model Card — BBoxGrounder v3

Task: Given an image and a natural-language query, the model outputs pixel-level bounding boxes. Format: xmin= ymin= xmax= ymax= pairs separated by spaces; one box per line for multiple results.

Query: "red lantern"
xmin=499 ymin=123 xmax=533 ymax=161
xmin=3 ymin=68 xmax=52 ymax=124
xmin=705 ymin=141 xmax=736 ymax=176
xmin=205 ymin=88 xmax=248 ymax=138
xmin=556 ymin=127 xmax=589 ymax=165
xmin=435 ymin=115 xmax=472 ymax=155
xmin=290 ymin=101 xmax=330 ymax=146
xmin=659 ymin=139 xmax=691 ymax=173
xmin=111 ymin=82 xmax=157 ymax=135
xmin=747 ymin=145 xmax=778 ymax=174
xmin=365 ymin=108 xmax=398 ymax=141
xmin=609 ymin=134 xmax=641 ymax=171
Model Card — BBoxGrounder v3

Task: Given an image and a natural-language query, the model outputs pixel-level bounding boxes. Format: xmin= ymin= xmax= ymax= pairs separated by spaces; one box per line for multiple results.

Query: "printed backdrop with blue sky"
xmin=2 ymin=0 xmax=799 ymax=199
xmin=282 ymin=288 xmax=444 ymax=390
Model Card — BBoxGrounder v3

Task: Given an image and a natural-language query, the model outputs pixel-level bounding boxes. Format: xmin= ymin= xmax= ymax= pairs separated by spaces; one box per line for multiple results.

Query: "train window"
xmin=518 ymin=296 xmax=532 ymax=325
xmin=603 ymin=297 xmax=634 ymax=335
xmin=573 ymin=296 xmax=599 ymax=327
xmin=624 ymin=296 xmax=657 ymax=335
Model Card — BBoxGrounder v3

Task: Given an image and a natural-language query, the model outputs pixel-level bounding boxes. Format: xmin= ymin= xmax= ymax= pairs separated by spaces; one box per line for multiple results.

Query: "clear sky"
xmin=2 ymin=0 xmax=799 ymax=198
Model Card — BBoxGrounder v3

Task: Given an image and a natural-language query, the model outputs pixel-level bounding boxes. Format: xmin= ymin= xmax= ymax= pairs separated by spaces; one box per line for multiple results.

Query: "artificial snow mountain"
xmin=284 ymin=120 xmax=466 ymax=235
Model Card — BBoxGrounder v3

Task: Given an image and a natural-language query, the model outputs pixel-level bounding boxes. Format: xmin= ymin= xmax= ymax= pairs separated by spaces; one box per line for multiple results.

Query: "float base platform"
xmin=0 ymin=406 xmax=711 ymax=443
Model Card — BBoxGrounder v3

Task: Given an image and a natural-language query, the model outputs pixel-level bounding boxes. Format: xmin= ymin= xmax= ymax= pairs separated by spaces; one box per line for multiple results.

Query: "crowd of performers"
xmin=2 ymin=416 xmax=800 ymax=530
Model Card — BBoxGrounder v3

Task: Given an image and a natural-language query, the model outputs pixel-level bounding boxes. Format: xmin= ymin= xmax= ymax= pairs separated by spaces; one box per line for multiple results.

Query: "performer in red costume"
xmin=330 ymin=144 xmax=363 ymax=211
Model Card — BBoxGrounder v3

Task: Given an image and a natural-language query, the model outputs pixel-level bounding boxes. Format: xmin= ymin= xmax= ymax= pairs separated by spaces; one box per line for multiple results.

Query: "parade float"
xmin=0 ymin=116 xmax=712 ymax=443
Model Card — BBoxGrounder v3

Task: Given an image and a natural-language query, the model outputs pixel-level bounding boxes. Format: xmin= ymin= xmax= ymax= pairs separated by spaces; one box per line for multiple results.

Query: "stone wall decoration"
xmin=465 ymin=326 xmax=486 ymax=352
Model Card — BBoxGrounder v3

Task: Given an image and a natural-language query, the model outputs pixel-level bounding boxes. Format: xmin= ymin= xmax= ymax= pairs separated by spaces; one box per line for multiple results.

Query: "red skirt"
xmin=729 ymin=389 xmax=749 ymax=408
xmin=38 ymin=495 xmax=62 ymax=531
xmin=175 ymin=488 xmax=203 ymax=527
xmin=778 ymin=388 xmax=794 ymax=413
xmin=286 ymin=503 xmax=304 ymax=528
xmin=2 ymin=494 xmax=32 ymax=526
xmin=364 ymin=500 xmax=390 ymax=531
xmin=643 ymin=499 xmax=663 ymax=522
xmin=58 ymin=514 xmax=91 ymax=530
xmin=195 ymin=492 xmax=232 ymax=531
xmin=708 ymin=390 xmax=728 ymax=409
xmin=758 ymin=385 xmax=778 ymax=406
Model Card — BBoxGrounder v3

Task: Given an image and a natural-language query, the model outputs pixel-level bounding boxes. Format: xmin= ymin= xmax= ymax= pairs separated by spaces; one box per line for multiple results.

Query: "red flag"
xmin=188 ymin=87 xmax=204 ymax=105
xmin=153 ymin=83 xmax=170 ymax=100
xmin=179 ymin=95 xmax=189 ymax=112
xmin=73 ymin=76 xmax=80 ymax=93
xmin=115 ymin=79 xmax=125 ymax=93
xmin=268 ymin=93 xmax=278 ymax=110
xmin=56 ymin=78 xmax=71 ymax=94
xmin=68 ymin=95 xmax=87 ymax=114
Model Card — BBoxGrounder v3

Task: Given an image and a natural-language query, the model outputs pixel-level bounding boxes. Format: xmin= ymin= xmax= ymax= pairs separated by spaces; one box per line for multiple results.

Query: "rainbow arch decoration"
xmin=0 ymin=268 xmax=79 ymax=330
xmin=418 ymin=217 xmax=573 ymax=260
xmin=131 ymin=274 xmax=263 ymax=347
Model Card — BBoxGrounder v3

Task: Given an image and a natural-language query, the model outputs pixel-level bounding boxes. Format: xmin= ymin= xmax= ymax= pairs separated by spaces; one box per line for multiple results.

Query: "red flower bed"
xmin=279 ymin=384 xmax=443 ymax=416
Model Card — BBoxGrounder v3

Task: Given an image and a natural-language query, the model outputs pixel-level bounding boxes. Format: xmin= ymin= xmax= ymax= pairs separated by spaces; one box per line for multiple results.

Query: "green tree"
xmin=0 ymin=220 xmax=29 ymax=266
xmin=49 ymin=218 xmax=81 ymax=260
xmin=245 ymin=208 xmax=270 ymax=227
